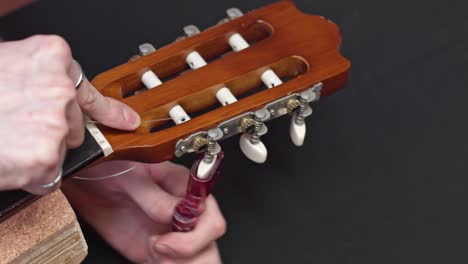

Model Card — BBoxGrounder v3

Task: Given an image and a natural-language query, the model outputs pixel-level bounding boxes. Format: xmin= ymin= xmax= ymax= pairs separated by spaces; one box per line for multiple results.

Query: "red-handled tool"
xmin=172 ymin=151 xmax=224 ymax=232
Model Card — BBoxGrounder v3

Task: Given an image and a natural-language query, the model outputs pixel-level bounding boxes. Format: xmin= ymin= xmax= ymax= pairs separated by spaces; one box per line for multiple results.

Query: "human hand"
xmin=0 ymin=35 xmax=141 ymax=194
xmin=62 ymin=161 xmax=226 ymax=264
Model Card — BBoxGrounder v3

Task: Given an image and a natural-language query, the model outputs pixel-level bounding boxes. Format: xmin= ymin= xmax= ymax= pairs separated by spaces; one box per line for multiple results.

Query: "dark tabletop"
xmin=2 ymin=0 xmax=468 ymax=263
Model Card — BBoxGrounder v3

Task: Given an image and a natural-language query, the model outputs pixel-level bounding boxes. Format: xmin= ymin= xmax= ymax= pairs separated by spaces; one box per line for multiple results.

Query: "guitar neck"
xmin=0 ymin=128 xmax=103 ymax=222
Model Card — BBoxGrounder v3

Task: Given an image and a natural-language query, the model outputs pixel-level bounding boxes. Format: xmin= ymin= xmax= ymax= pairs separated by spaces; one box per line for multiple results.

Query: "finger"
xmin=146 ymin=162 xmax=190 ymax=197
xmin=76 ymin=77 xmax=140 ymax=130
xmin=64 ymin=100 xmax=84 ymax=148
xmin=153 ymin=196 xmax=227 ymax=258
xmin=151 ymin=242 xmax=221 ymax=264
xmin=125 ymin=177 xmax=181 ymax=224
xmin=23 ymin=140 xmax=67 ymax=195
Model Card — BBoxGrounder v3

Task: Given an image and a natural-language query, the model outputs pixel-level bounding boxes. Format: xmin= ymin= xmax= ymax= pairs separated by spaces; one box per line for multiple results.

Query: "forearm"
xmin=0 ymin=0 xmax=35 ymax=16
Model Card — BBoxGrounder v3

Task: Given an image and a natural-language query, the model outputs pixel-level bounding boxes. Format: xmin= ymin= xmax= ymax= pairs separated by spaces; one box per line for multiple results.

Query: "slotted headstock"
xmin=90 ymin=1 xmax=350 ymax=164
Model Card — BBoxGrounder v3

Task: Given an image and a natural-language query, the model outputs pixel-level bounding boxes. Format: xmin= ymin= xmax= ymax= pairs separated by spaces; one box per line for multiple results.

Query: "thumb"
xmin=125 ymin=177 xmax=181 ymax=224
xmin=77 ymin=78 xmax=140 ymax=130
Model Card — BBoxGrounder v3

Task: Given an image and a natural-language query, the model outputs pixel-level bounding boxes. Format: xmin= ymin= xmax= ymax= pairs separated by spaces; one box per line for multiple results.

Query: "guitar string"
xmin=73 ymin=116 xmax=189 ymax=181
xmin=86 ymin=116 xmax=191 ymax=124
xmin=73 ymin=166 xmax=136 ymax=181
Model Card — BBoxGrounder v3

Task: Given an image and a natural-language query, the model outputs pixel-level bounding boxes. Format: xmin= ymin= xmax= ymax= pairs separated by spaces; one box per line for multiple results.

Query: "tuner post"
xmin=289 ymin=84 xmax=322 ymax=146
xmin=239 ymin=109 xmax=270 ymax=163
xmin=172 ymin=129 xmax=225 ymax=233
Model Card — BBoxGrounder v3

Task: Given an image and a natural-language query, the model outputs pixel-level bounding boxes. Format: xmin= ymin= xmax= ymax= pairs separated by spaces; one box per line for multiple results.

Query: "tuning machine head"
xmin=239 ymin=109 xmax=270 ymax=163
xmin=288 ymin=83 xmax=322 ymax=146
xmin=138 ymin=43 xmax=157 ymax=56
xmin=218 ymin=7 xmax=244 ymax=24
xmin=176 ymin=25 xmax=201 ymax=41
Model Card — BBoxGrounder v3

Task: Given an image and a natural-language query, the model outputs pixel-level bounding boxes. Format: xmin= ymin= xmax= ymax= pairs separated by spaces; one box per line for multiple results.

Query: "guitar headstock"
xmin=90 ymin=1 xmax=350 ymax=164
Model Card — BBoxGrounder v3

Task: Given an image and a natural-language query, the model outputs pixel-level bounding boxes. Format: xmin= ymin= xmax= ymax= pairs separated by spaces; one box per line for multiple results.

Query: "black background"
xmin=2 ymin=0 xmax=468 ymax=263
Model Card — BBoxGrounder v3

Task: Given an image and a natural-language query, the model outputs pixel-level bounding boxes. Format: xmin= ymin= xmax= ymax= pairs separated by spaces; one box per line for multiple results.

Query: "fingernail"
xmin=155 ymin=243 xmax=177 ymax=257
xmin=123 ymin=107 xmax=141 ymax=128
xmin=150 ymin=237 xmax=161 ymax=260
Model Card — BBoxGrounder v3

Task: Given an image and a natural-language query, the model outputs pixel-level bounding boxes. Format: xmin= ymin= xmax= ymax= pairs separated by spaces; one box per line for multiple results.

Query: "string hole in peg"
xmin=261 ymin=69 xmax=283 ymax=88
xmin=186 ymin=51 xmax=207 ymax=70
xmin=169 ymin=105 xmax=191 ymax=125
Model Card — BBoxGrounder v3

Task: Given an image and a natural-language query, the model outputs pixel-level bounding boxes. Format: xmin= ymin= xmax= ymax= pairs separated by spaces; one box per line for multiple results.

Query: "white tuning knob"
xmin=169 ymin=104 xmax=191 ymax=125
xmin=287 ymin=85 xmax=321 ymax=146
xmin=228 ymin=33 xmax=249 ymax=52
xmin=290 ymin=112 xmax=306 ymax=146
xmin=184 ymin=25 xmax=201 ymax=37
xmin=197 ymin=154 xmax=217 ymax=179
xmin=226 ymin=8 xmax=244 ymax=19
xmin=227 ymin=32 xmax=283 ymax=89
xmin=141 ymin=70 xmax=162 ymax=88
xmin=186 ymin=51 xmax=207 ymax=69
xmin=197 ymin=128 xmax=223 ymax=178
xmin=261 ymin=69 xmax=283 ymax=88
xmin=216 ymin=87 xmax=237 ymax=106
xmin=138 ymin=43 xmax=156 ymax=55
xmin=238 ymin=110 xmax=270 ymax=163
xmin=239 ymin=134 xmax=268 ymax=163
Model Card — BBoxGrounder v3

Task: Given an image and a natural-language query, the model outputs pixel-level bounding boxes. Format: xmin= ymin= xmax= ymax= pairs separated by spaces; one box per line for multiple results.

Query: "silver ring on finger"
xmin=73 ymin=60 xmax=84 ymax=89
xmin=39 ymin=168 xmax=63 ymax=189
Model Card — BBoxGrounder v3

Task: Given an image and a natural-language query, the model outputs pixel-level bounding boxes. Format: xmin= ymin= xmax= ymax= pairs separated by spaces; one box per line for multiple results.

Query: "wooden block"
xmin=0 ymin=190 xmax=88 ymax=264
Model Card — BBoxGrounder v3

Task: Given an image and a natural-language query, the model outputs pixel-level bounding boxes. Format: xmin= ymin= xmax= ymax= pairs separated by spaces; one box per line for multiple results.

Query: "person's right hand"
xmin=62 ymin=161 xmax=226 ymax=264
xmin=0 ymin=35 xmax=141 ymax=195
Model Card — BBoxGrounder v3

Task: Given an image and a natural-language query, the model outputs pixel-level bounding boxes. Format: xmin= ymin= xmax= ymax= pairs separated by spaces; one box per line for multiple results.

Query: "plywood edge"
xmin=0 ymin=190 xmax=88 ymax=264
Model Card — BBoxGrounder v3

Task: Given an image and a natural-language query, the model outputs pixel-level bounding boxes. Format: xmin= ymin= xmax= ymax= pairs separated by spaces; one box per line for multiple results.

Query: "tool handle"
xmin=172 ymin=151 xmax=224 ymax=232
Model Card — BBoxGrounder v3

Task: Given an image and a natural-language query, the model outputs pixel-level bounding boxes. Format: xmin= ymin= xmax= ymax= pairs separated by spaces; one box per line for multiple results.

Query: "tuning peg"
xmin=196 ymin=128 xmax=223 ymax=179
xmin=226 ymin=32 xmax=283 ymax=88
xmin=239 ymin=109 xmax=270 ymax=163
xmin=169 ymin=104 xmax=191 ymax=125
xmin=226 ymin=8 xmax=244 ymax=19
xmin=287 ymin=85 xmax=322 ymax=146
xmin=228 ymin=33 xmax=249 ymax=52
xmin=261 ymin=69 xmax=283 ymax=88
xmin=186 ymin=51 xmax=207 ymax=69
xmin=176 ymin=25 xmax=201 ymax=41
xmin=184 ymin=25 xmax=201 ymax=37
xmin=218 ymin=7 xmax=243 ymax=24
xmin=141 ymin=70 xmax=162 ymax=88
xmin=129 ymin=43 xmax=163 ymax=89
xmin=240 ymin=134 xmax=267 ymax=163
xmin=138 ymin=43 xmax=156 ymax=56
xmin=216 ymin=87 xmax=237 ymax=106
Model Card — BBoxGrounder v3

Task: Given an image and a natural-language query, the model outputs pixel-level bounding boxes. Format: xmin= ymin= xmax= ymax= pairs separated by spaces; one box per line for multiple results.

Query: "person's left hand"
xmin=62 ymin=161 xmax=226 ymax=264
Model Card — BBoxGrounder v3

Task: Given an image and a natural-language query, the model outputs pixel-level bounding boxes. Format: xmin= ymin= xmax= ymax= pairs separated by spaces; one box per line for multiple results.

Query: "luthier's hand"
xmin=0 ymin=35 xmax=140 ymax=195
xmin=62 ymin=161 xmax=226 ymax=264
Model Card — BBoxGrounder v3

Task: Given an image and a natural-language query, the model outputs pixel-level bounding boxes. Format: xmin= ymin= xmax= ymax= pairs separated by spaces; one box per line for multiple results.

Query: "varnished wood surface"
xmin=91 ymin=1 xmax=350 ymax=164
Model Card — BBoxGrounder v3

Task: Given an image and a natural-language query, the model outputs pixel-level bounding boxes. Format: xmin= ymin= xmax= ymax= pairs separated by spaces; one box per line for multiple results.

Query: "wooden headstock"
xmin=90 ymin=1 xmax=350 ymax=165
xmin=0 ymin=0 xmax=350 ymax=225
